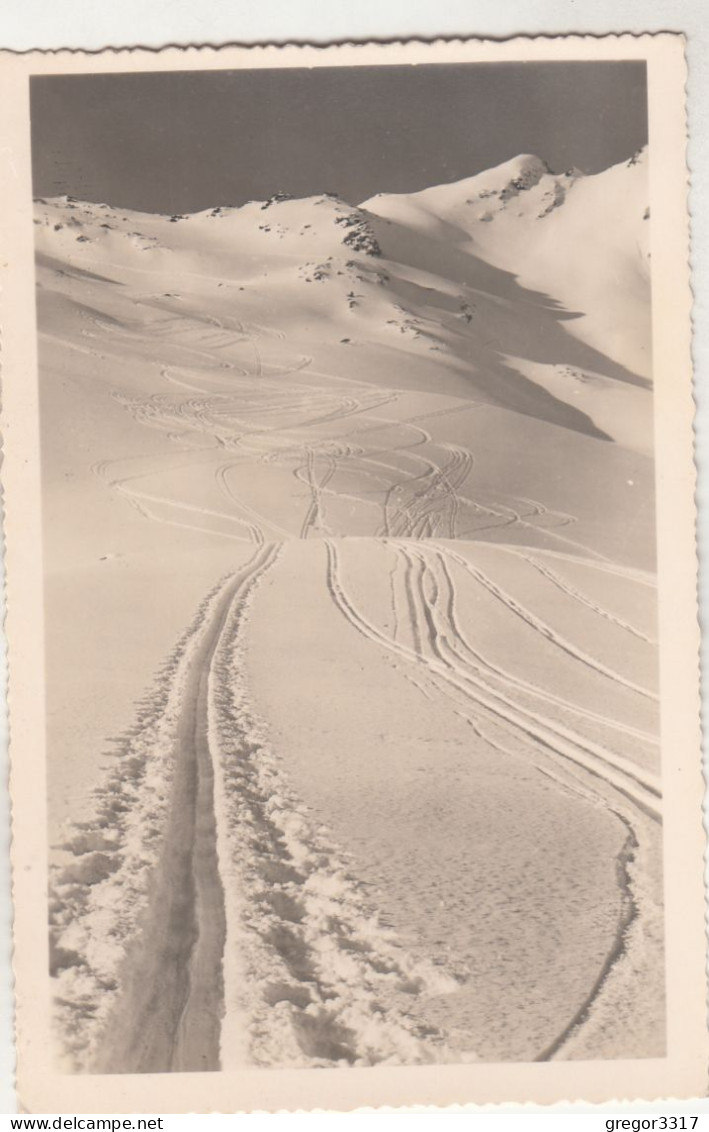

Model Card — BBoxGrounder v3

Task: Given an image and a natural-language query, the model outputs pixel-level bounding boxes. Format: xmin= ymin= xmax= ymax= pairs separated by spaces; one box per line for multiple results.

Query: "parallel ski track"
xmin=324 ymin=540 xmax=661 ymax=822
xmin=439 ymin=545 xmax=657 ymax=703
xmin=522 ymin=554 xmax=656 ymax=644
xmin=428 ymin=548 xmax=657 ymax=748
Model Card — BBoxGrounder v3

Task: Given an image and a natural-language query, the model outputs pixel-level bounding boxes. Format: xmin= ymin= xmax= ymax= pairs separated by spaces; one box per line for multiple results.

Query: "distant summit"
xmin=34 ymin=149 xmax=650 ymax=391
xmin=361 ymin=152 xmax=582 ymax=229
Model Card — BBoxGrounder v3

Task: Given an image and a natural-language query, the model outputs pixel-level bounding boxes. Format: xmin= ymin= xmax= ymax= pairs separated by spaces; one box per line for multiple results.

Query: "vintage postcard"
xmin=0 ymin=35 xmax=705 ymax=1112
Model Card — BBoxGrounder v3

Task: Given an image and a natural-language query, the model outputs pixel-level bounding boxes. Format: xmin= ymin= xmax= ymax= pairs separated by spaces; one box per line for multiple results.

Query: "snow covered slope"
xmin=363 ymin=150 xmax=651 ymax=382
xmin=37 ymin=152 xmax=661 ymax=1071
xmin=36 ymin=150 xmax=652 ymax=452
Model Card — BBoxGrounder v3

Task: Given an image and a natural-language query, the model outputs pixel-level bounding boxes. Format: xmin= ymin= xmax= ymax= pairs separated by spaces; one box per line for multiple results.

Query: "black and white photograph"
xmin=1 ymin=36 xmax=704 ymax=1112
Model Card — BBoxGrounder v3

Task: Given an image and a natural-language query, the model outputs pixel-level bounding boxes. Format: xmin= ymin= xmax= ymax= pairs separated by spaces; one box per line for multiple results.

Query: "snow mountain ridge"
xmin=35 ymin=149 xmax=651 ymax=451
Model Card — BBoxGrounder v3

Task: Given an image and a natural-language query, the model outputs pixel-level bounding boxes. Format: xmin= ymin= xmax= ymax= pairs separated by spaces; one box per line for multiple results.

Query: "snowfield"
xmin=39 ymin=150 xmax=662 ymax=1070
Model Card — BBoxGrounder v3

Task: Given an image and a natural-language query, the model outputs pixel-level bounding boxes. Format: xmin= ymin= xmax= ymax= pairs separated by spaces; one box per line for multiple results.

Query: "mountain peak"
xmin=486 ymin=153 xmax=552 ymax=184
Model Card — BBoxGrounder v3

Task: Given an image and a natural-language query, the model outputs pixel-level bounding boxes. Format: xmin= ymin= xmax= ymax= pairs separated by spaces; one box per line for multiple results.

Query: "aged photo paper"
xmin=0 ymin=34 xmax=706 ymax=1112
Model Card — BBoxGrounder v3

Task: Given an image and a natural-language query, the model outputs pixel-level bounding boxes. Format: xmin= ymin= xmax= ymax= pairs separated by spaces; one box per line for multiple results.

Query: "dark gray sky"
xmin=30 ymin=62 xmax=647 ymax=214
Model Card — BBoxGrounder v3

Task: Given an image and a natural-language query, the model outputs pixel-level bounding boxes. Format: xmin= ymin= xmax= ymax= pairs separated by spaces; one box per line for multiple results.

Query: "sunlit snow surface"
xmin=40 ymin=152 xmax=663 ymax=1070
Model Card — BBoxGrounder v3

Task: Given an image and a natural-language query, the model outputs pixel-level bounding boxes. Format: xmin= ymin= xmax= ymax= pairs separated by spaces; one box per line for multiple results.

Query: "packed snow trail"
xmin=91 ymin=545 xmax=278 ymax=1073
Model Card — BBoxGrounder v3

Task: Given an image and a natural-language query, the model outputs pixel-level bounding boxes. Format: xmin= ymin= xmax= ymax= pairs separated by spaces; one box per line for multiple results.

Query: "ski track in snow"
xmin=80 ymin=346 xmax=596 ymax=552
xmin=325 ymin=540 xmax=660 ymax=822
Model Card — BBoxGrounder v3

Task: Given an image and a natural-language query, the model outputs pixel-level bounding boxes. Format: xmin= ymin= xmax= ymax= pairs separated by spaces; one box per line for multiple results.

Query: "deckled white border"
xmin=0 ymin=32 xmax=704 ymax=1115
